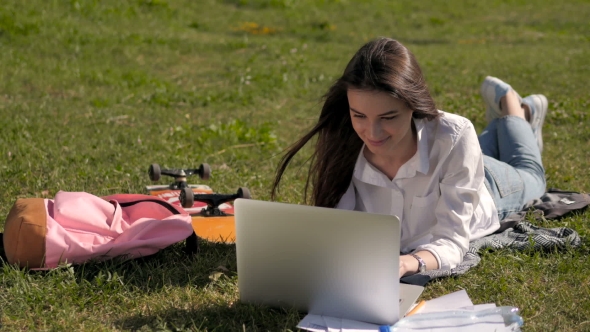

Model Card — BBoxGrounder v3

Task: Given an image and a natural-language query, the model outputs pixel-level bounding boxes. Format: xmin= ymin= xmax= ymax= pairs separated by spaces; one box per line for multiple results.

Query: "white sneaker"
xmin=480 ymin=76 xmax=522 ymax=123
xmin=522 ymin=94 xmax=548 ymax=153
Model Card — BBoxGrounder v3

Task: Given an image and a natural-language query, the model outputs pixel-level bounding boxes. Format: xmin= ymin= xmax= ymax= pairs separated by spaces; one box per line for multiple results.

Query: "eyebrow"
xmin=349 ymin=107 xmax=399 ymax=116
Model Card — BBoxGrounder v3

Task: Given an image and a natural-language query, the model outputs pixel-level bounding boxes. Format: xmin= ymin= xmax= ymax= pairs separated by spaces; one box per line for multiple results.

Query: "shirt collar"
xmin=408 ymin=117 xmax=431 ymax=176
xmin=353 ymin=118 xmax=431 ymax=185
xmin=353 ymin=147 xmax=390 ymax=185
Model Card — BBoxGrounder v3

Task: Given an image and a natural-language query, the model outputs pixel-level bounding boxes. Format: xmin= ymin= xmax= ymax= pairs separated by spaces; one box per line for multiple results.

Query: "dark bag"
xmin=497 ymin=188 xmax=590 ymax=232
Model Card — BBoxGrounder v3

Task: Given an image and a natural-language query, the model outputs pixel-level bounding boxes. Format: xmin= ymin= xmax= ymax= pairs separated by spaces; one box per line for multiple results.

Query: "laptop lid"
xmin=234 ymin=199 xmax=410 ymax=325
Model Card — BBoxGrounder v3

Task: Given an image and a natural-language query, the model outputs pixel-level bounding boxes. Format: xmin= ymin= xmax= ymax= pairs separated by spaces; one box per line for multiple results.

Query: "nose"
xmin=368 ymin=121 xmax=383 ymax=139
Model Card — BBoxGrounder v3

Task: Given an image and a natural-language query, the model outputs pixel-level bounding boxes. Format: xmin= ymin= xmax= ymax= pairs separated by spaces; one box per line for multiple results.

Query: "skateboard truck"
xmin=148 ymin=163 xmax=211 ymax=189
xmin=181 ymin=187 xmax=251 ymax=255
xmin=180 ymin=187 xmax=251 ymax=216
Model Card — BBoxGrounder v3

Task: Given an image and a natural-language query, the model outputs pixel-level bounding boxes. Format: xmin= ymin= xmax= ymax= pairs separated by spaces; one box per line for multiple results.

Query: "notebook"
xmin=234 ymin=199 xmax=423 ymax=325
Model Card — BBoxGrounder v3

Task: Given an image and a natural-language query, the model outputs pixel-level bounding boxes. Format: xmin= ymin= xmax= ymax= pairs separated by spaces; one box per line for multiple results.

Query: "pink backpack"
xmin=1 ymin=191 xmax=193 ymax=269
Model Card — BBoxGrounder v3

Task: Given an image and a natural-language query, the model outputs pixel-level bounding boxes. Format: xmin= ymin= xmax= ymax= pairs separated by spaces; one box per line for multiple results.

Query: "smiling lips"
xmin=367 ymin=136 xmax=390 ymax=146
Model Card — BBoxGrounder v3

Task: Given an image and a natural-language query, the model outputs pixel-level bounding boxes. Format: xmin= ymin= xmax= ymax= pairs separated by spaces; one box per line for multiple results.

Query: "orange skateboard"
xmin=146 ymin=163 xmax=250 ymax=249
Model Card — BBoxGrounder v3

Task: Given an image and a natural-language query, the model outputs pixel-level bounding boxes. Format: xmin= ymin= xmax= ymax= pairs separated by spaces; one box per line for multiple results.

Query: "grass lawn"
xmin=1 ymin=0 xmax=589 ymax=330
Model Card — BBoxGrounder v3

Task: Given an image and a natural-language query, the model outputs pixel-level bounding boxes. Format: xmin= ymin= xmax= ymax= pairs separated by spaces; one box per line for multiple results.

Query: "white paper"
xmin=297 ymin=314 xmax=381 ymax=332
xmin=418 ymin=290 xmax=473 ymax=314
xmin=340 ymin=318 xmax=382 ymax=332
xmin=298 ymin=314 xmax=329 ymax=332
xmin=323 ymin=316 xmax=342 ymax=332
xmin=297 ymin=291 xmax=513 ymax=332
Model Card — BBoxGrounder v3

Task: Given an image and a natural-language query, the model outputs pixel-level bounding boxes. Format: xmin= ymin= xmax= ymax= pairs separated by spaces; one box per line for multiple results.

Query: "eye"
xmin=381 ymin=116 xmax=396 ymax=120
xmin=352 ymin=113 xmax=366 ymax=118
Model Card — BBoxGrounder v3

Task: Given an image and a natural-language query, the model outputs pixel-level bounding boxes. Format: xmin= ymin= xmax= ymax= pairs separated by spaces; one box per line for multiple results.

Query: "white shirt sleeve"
xmin=414 ymin=121 xmax=484 ymax=270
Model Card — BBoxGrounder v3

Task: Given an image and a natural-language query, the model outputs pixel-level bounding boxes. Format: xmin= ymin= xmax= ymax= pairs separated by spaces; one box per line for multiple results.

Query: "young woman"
xmin=271 ymin=37 xmax=547 ymax=278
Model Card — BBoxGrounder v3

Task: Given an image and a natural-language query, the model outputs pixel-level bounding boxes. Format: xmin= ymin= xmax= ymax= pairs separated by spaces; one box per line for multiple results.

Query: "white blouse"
xmin=336 ymin=111 xmax=500 ymax=270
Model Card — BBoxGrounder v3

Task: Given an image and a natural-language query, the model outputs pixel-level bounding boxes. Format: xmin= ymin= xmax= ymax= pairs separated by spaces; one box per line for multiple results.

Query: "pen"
xmin=405 ymin=300 xmax=426 ymax=317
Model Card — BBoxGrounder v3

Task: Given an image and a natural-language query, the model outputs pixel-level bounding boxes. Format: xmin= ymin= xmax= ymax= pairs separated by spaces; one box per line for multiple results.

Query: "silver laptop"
xmin=234 ymin=199 xmax=423 ymax=325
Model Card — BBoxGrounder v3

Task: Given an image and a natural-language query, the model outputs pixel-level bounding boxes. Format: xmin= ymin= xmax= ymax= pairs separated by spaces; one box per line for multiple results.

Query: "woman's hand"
xmin=399 ymin=255 xmax=418 ymax=278
xmin=399 ymin=259 xmax=407 ymax=278
xmin=399 ymin=251 xmax=439 ymax=278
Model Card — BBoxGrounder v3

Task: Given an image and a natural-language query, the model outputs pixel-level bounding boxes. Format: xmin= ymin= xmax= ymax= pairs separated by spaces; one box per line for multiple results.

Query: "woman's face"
xmin=347 ymin=89 xmax=415 ymax=160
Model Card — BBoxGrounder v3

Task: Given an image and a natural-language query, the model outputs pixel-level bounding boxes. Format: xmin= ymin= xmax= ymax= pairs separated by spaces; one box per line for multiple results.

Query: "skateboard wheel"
xmin=180 ymin=187 xmax=194 ymax=208
xmin=199 ymin=163 xmax=211 ymax=180
xmin=237 ymin=187 xmax=251 ymax=199
xmin=149 ymin=163 xmax=161 ymax=181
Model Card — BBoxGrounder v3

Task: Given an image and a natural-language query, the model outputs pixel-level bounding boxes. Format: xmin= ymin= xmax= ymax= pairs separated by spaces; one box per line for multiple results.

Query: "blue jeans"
xmin=479 ymin=116 xmax=546 ymax=220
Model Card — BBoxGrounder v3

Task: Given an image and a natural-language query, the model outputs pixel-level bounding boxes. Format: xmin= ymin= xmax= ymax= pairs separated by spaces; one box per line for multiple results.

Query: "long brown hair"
xmin=271 ymin=37 xmax=440 ymax=207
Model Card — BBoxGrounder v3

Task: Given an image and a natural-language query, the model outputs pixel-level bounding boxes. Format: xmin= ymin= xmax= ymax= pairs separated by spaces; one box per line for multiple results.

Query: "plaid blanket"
xmin=402 ymin=190 xmax=588 ymax=285
xmin=419 ymin=221 xmax=581 ymax=280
